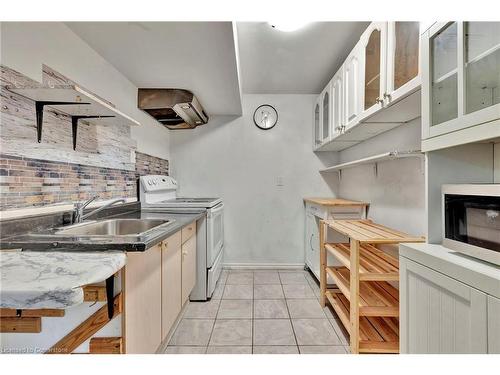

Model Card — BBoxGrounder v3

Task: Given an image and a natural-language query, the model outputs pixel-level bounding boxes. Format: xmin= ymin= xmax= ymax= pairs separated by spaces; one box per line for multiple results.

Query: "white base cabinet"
xmin=400 ymin=243 xmax=500 ymax=354
xmin=488 ymin=296 xmax=500 ymax=353
xmin=400 ymin=257 xmax=488 ymax=353
xmin=304 ymin=201 xmax=367 ymax=280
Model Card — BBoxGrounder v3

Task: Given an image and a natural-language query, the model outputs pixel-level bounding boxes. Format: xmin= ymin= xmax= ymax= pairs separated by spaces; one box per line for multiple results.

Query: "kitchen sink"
xmin=54 ymin=218 xmax=173 ymax=237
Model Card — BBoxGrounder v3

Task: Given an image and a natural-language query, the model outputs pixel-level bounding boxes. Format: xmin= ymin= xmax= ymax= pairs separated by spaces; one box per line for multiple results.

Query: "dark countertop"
xmin=0 ymin=209 xmax=205 ymax=252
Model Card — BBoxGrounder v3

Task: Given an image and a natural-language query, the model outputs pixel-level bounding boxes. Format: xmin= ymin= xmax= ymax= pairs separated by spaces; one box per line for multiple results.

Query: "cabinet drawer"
xmin=161 ymin=230 xmax=181 ymax=253
xmin=182 ymin=221 xmax=196 ymax=244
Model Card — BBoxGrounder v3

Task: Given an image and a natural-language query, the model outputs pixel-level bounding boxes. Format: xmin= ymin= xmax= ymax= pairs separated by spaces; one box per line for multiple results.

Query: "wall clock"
xmin=253 ymin=104 xmax=278 ymax=130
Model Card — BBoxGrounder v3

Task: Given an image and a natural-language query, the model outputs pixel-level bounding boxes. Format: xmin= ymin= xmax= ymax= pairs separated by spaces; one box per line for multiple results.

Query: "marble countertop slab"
xmin=0 ymin=251 xmax=126 ymax=309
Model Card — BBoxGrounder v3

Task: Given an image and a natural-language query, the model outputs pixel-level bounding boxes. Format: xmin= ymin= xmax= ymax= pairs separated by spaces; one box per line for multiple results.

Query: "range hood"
xmin=137 ymin=88 xmax=209 ymax=129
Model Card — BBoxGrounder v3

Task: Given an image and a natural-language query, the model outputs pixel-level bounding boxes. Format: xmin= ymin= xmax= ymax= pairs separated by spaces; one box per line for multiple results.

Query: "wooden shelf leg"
xmin=319 ymin=220 xmax=326 ymax=307
xmin=350 ymin=239 xmax=360 ymax=354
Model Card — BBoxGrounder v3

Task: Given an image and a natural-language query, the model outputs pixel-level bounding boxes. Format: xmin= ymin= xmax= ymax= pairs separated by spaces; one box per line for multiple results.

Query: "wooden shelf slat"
xmin=324 ymin=219 xmax=425 ymax=244
xmin=0 ymin=317 xmax=41 ymax=333
xmin=89 ymin=337 xmax=123 ymax=354
xmin=326 ymin=267 xmax=399 ymax=317
xmin=325 ymin=243 xmax=399 ymax=281
xmin=0 ymin=308 xmax=65 ymax=317
xmin=326 ymin=291 xmax=399 ymax=353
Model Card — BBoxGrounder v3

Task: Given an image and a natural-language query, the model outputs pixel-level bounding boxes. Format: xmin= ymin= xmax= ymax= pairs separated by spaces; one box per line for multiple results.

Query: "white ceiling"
xmin=67 ymin=22 xmax=369 ymax=117
xmin=236 ymin=22 xmax=369 ymax=94
xmin=66 ymin=22 xmax=243 ymax=115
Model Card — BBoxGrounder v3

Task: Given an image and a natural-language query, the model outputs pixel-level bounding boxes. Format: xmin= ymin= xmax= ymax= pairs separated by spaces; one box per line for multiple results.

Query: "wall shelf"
xmin=319 ymin=150 xmax=423 ymax=176
xmin=6 ymin=84 xmax=141 ymax=150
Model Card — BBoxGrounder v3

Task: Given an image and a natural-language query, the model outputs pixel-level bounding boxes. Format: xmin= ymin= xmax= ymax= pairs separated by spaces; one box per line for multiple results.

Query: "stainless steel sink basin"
xmin=54 ymin=218 xmax=173 ymax=237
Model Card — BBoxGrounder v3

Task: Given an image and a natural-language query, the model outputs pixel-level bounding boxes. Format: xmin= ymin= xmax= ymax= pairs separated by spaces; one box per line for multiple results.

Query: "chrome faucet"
xmin=73 ymin=196 xmax=126 ymax=223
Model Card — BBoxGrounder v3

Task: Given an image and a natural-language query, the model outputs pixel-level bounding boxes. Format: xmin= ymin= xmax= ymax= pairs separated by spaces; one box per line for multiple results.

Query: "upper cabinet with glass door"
xmin=386 ymin=22 xmax=421 ymax=103
xmin=313 ymin=95 xmax=322 ymax=150
xmin=421 ymin=22 xmax=500 ymax=151
xmin=321 ymin=83 xmax=332 ymax=144
xmin=358 ymin=22 xmax=387 ymax=122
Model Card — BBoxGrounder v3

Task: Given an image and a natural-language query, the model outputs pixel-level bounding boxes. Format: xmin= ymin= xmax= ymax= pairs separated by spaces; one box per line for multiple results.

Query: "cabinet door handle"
xmin=375 ymin=97 xmax=384 ymax=104
xmin=383 ymin=92 xmax=391 ymax=100
xmin=309 ymin=234 xmax=314 ymax=252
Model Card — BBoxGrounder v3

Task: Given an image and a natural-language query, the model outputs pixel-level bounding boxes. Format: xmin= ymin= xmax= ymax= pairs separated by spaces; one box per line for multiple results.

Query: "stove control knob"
xmin=147 ymin=180 xmax=153 ymax=186
xmin=153 ymin=179 xmax=158 ymax=185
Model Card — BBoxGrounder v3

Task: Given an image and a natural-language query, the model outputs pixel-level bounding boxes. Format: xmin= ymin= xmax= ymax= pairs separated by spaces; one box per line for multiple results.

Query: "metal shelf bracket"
xmin=71 ymin=115 xmax=115 ymax=150
xmin=34 ymin=101 xmax=90 ymax=143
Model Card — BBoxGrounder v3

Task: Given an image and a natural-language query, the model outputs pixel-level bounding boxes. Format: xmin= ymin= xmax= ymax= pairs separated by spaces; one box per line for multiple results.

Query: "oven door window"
xmin=445 ymin=194 xmax=500 ymax=252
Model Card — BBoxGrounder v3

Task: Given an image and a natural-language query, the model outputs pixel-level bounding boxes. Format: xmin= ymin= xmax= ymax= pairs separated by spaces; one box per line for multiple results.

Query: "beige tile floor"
xmin=165 ymin=269 xmax=351 ymax=354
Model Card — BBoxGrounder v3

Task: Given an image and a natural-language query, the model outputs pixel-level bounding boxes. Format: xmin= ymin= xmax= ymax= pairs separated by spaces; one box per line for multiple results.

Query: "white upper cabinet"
xmin=358 ymin=22 xmax=387 ymax=122
xmin=421 ymin=22 xmax=500 ymax=151
xmin=343 ymin=44 xmax=361 ymax=129
xmin=313 ymin=96 xmax=322 ymax=149
xmin=386 ymin=21 xmax=421 ymax=104
xmin=313 ymin=22 xmax=424 ymax=152
xmin=321 ymin=84 xmax=331 ymax=143
xmin=331 ymin=68 xmax=344 ymax=137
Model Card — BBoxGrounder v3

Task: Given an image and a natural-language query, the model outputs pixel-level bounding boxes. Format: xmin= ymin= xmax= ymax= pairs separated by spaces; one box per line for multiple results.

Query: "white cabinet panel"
xmin=343 ymin=44 xmax=361 ymax=129
xmin=305 ymin=213 xmax=320 ymax=277
xmin=400 ymin=256 xmax=488 ymax=353
xmin=321 ymin=84 xmax=331 ymax=143
xmin=488 ymin=295 xmax=500 ymax=353
xmin=313 ymin=97 xmax=322 ymax=149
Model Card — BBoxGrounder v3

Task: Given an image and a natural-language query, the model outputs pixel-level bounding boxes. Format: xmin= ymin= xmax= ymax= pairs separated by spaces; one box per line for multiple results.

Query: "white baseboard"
xmin=223 ymin=263 xmax=305 ymax=270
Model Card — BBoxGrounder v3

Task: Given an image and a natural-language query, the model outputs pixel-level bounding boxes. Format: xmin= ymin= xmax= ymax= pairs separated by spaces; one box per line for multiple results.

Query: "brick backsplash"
xmin=0 ymin=64 xmax=170 ymax=211
xmin=0 ymin=152 xmax=169 ymax=211
xmin=135 ymin=151 xmax=169 ymax=177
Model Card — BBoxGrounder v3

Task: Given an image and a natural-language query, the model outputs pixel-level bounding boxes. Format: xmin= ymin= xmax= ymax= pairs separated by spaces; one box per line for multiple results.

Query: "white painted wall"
xmin=170 ymin=94 xmax=338 ymax=266
xmin=337 ymin=119 xmax=425 ymax=237
xmin=0 ymin=22 xmax=170 ymax=160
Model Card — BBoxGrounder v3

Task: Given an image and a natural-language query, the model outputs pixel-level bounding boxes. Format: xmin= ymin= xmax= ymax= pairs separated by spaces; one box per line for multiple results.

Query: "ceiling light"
xmin=268 ymin=21 xmax=310 ymax=32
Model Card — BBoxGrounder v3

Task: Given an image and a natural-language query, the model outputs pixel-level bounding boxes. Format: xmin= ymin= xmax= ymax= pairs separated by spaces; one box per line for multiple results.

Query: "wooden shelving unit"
xmin=325 ymin=291 xmax=400 ymax=353
xmin=319 ymin=219 xmax=424 ymax=354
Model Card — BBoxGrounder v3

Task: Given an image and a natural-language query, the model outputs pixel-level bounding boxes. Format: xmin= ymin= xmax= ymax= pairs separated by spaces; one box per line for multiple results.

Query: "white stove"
xmin=139 ymin=175 xmax=224 ymax=301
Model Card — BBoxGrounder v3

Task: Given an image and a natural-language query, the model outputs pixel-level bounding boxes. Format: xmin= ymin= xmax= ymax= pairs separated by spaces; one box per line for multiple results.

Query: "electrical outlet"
xmin=276 ymin=176 xmax=284 ymax=186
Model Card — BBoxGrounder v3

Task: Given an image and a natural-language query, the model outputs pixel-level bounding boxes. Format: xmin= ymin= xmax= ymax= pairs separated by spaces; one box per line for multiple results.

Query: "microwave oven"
xmin=442 ymin=184 xmax=500 ymax=266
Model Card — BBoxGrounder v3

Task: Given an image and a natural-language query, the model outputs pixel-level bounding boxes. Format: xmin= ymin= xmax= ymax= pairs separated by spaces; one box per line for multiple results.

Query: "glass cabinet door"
xmin=364 ymin=29 xmax=382 ymax=110
xmin=393 ymin=22 xmax=420 ymax=90
xmin=431 ymin=22 xmax=458 ymax=126
xmin=314 ymin=103 xmax=321 ymax=147
xmin=464 ymin=22 xmax=500 ymax=114
xmin=322 ymin=91 xmax=330 ymax=141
